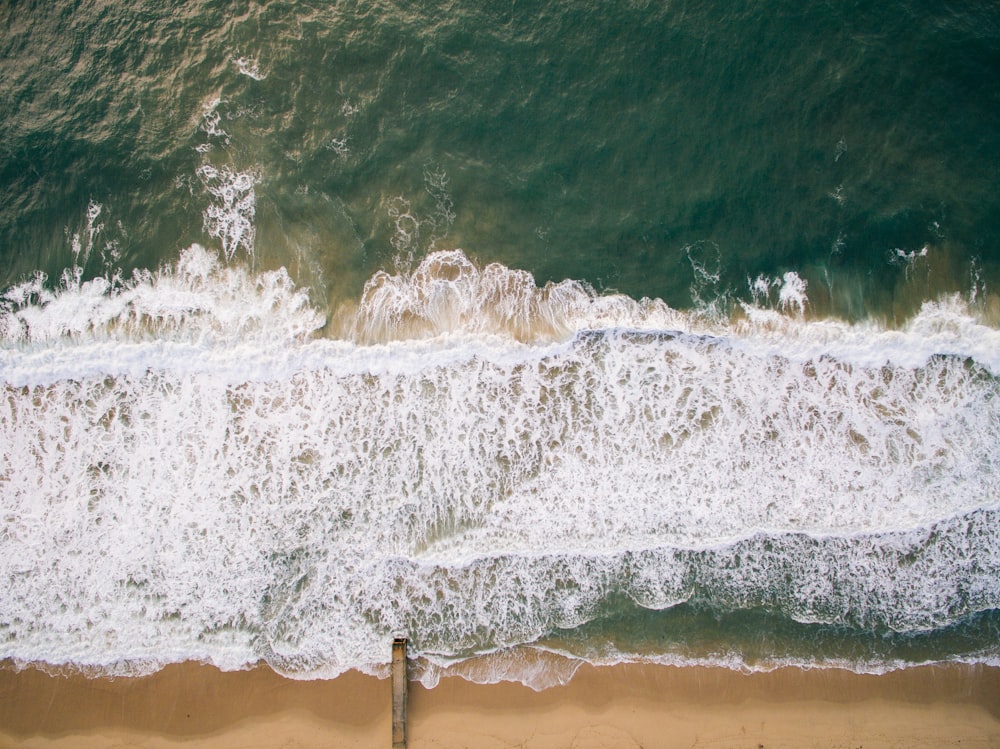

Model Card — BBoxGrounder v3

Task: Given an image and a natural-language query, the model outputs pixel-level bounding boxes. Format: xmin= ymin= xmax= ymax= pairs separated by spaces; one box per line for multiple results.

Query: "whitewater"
xmin=2 ymin=244 xmax=999 ymax=687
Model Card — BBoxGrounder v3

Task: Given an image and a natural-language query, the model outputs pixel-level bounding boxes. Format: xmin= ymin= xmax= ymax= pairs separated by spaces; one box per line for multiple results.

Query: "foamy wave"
xmin=349 ymin=251 xmax=1000 ymax=375
xmin=407 ymin=641 xmax=1000 ymax=689
xmin=196 ymin=165 xmax=258 ymax=261
xmin=735 ymin=295 xmax=1000 ymax=374
xmin=351 ymin=250 xmax=684 ymax=343
xmin=2 ymin=248 xmax=999 ymax=682
xmin=0 ymin=244 xmax=323 ymax=349
xmin=232 ymin=54 xmax=267 ymax=81
xmin=413 ymin=647 xmax=584 ymax=690
xmin=526 ymin=647 xmax=1000 ymax=680
xmin=5 ymin=248 xmax=999 ymax=376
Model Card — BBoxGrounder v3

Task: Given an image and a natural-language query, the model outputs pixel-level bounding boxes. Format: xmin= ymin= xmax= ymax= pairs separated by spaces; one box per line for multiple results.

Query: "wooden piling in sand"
xmin=392 ymin=637 xmax=408 ymax=748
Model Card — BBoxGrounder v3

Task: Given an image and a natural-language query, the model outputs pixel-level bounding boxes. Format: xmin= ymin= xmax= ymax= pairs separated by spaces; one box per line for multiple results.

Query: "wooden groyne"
xmin=392 ymin=637 xmax=408 ymax=748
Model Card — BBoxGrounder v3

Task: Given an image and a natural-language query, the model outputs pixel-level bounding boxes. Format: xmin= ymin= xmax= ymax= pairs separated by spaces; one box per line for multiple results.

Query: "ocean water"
xmin=1 ymin=0 xmax=999 ymax=687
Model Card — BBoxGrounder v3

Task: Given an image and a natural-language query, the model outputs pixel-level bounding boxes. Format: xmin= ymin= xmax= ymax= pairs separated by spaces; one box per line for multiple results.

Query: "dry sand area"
xmin=1 ymin=660 xmax=998 ymax=748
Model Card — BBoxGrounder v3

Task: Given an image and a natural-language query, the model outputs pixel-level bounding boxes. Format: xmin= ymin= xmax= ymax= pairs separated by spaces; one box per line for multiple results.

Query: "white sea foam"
xmin=0 ymin=245 xmax=322 ymax=351
xmin=747 ymin=271 xmax=808 ymax=314
xmin=232 ymin=54 xmax=267 ymax=81
xmin=1 ymin=249 xmax=999 ymax=682
xmin=198 ymin=97 xmax=229 ymax=148
xmin=414 ymin=647 xmax=583 ymax=690
xmin=69 ymin=200 xmax=104 ymax=267
xmin=196 ymin=165 xmax=259 ymax=261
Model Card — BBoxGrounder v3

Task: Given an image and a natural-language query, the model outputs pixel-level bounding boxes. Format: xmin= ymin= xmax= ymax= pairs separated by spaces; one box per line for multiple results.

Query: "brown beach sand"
xmin=1 ymin=660 xmax=998 ymax=748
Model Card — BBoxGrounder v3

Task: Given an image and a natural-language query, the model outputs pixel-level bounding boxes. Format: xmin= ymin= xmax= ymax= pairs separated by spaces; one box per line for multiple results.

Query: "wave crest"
xmin=0 ymin=244 xmax=324 ymax=346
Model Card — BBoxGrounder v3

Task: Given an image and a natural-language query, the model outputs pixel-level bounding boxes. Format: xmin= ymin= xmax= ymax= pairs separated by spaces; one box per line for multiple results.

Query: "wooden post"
xmin=392 ymin=637 xmax=408 ymax=749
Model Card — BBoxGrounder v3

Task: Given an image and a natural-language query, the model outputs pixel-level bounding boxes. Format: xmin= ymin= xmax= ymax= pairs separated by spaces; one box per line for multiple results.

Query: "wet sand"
xmin=1 ymin=660 xmax=998 ymax=748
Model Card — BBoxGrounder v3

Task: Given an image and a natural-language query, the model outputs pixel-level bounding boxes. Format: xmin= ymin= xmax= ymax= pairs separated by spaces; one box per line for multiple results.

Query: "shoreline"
xmin=2 ymin=660 xmax=998 ymax=748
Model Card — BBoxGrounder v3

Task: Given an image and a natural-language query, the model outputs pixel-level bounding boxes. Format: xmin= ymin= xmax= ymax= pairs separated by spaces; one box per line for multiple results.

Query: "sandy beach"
xmin=1 ymin=660 xmax=998 ymax=748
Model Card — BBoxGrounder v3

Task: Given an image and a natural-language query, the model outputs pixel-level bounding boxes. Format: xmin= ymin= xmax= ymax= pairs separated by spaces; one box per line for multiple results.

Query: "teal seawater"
xmin=2 ymin=0 xmax=999 ymax=316
xmin=1 ymin=1 xmax=999 ymax=681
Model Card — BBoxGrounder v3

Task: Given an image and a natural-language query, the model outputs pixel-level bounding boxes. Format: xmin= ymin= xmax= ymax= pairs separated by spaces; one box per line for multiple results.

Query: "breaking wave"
xmin=1 ymin=247 xmax=999 ymax=684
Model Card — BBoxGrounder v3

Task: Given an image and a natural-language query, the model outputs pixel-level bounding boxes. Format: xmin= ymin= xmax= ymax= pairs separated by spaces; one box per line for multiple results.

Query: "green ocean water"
xmin=2 ymin=1 xmax=1000 ymax=682
xmin=3 ymin=0 xmax=999 ymax=319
